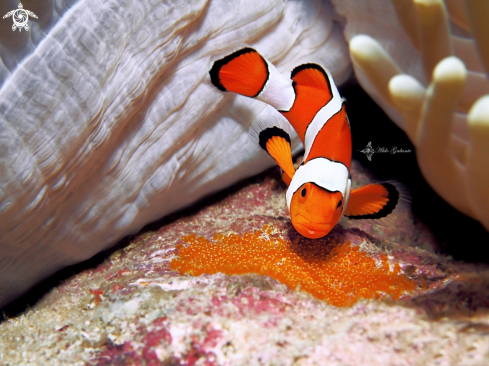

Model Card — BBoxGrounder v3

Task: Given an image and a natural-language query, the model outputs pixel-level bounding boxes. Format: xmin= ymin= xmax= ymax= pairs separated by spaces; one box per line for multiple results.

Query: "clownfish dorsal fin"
xmin=281 ymin=64 xmax=334 ymax=142
xmin=249 ymin=114 xmax=296 ymax=185
xmin=291 ymin=64 xmax=333 ymax=93
xmin=344 ymin=182 xmax=411 ymax=226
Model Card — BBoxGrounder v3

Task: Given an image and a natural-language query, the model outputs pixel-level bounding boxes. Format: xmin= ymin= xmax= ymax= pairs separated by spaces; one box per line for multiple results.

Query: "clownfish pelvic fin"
xmin=344 ymin=182 xmax=411 ymax=226
xmin=249 ymin=114 xmax=296 ymax=186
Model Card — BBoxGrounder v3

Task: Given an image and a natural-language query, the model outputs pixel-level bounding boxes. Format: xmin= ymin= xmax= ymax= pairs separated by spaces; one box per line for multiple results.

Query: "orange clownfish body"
xmin=210 ymin=48 xmax=409 ymax=239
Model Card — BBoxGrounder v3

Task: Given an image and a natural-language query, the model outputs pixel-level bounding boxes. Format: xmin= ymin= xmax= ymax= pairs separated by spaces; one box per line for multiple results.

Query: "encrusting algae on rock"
xmin=170 ymin=225 xmax=416 ymax=307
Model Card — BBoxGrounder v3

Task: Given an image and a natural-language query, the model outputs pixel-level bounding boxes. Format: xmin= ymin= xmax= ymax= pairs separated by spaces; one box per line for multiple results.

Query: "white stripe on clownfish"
xmin=302 ymin=67 xmax=344 ymax=162
xmin=285 ymin=157 xmax=351 ymax=215
xmin=256 ymin=58 xmax=296 ymax=112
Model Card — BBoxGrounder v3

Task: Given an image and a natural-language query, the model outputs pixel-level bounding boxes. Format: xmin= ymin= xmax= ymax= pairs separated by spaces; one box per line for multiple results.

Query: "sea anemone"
xmin=337 ymin=0 xmax=489 ymax=231
xmin=0 ymin=0 xmax=350 ymax=307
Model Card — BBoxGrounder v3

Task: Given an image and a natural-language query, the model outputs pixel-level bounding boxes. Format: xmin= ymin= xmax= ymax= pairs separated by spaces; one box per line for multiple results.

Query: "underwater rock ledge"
xmin=1 ymin=159 xmax=488 ymax=365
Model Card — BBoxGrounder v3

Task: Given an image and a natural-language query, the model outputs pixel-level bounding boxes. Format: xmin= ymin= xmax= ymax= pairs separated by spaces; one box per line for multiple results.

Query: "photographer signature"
xmin=359 ymin=142 xmax=411 ymax=161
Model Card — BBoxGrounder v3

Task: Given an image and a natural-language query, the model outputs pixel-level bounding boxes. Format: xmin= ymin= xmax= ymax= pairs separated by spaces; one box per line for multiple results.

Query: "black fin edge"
xmin=258 ymin=126 xmax=291 ymax=152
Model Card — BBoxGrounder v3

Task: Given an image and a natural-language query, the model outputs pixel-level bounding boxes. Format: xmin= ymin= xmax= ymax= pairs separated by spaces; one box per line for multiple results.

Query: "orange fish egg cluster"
xmin=170 ymin=226 xmax=416 ymax=306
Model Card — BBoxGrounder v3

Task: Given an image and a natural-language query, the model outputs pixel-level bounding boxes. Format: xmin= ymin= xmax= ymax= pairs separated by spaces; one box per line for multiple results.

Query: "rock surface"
xmin=1 ymin=153 xmax=489 ymax=365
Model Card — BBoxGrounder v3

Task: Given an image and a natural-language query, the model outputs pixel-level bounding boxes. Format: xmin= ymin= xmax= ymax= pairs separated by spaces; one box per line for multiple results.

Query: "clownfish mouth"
xmin=292 ymin=214 xmax=332 ymax=239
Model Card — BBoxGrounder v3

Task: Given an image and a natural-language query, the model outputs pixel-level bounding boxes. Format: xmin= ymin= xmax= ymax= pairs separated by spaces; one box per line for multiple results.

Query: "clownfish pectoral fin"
xmin=249 ymin=114 xmax=296 ymax=184
xmin=344 ymin=182 xmax=411 ymax=225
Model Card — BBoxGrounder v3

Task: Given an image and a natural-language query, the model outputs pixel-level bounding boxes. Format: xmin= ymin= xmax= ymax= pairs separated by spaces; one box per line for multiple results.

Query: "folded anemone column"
xmin=0 ymin=0 xmax=351 ymax=307
xmin=344 ymin=0 xmax=489 ymax=231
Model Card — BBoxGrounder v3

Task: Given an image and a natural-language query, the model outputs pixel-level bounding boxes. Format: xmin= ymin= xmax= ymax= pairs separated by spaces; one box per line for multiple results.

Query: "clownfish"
xmin=209 ymin=48 xmax=409 ymax=239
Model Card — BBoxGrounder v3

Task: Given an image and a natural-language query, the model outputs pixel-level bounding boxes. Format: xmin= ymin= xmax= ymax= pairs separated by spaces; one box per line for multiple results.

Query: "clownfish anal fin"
xmin=344 ymin=182 xmax=411 ymax=226
xmin=209 ymin=48 xmax=269 ymax=97
xmin=249 ymin=114 xmax=296 ymax=182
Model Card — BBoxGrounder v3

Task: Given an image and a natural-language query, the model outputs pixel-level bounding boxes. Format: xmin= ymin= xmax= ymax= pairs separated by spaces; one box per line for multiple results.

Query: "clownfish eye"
xmin=301 ymin=188 xmax=307 ymax=197
xmin=337 ymin=199 xmax=343 ymax=209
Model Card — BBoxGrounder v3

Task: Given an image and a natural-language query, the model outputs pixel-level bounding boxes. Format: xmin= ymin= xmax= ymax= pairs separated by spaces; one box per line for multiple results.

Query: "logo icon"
xmin=359 ymin=141 xmax=375 ymax=161
xmin=3 ymin=2 xmax=38 ymax=32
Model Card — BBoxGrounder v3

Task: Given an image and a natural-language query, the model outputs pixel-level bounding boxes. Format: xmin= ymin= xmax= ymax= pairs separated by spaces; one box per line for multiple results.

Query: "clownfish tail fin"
xmin=210 ymin=48 xmax=295 ymax=111
xmin=209 ymin=48 xmax=269 ymax=97
xmin=344 ymin=181 xmax=411 ymax=226
xmin=249 ymin=114 xmax=296 ymax=184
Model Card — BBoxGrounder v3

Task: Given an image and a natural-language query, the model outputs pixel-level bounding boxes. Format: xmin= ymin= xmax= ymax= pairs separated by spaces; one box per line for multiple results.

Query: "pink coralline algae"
xmin=95 ymin=316 xmax=223 ymax=366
